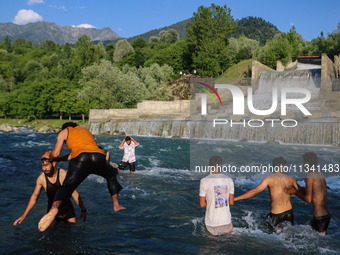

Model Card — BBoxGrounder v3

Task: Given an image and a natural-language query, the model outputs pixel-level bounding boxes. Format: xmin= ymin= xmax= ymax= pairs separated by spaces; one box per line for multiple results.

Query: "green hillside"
xmin=127 ymin=19 xmax=190 ymax=43
xmin=125 ymin=16 xmax=280 ymax=45
xmin=232 ymin=17 xmax=281 ymax=45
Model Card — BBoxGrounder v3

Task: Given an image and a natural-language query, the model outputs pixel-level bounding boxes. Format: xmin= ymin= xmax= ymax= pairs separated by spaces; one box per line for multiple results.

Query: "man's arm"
xmin=229 ymin=194 xmax=234 ymax=206
xmin=234 ymin=178 xmax=268 ymax=201
xmin=199 ymin=196 xmax=207 ymax=208
xmin=71 ymin=190 xmax=87 ymax=222
xmin=119 ymin=139 xmax=125 ymax=149
xmin=294 ymin=177 xmax=313 ymax=203
xmin=13 ymin=176 xmax=43 ymax=225
xmin=55 ymin=153 xmax=71 ymax=162
xmin=130 ymin=137 xmax=139 ymax=146
xmin=50 ymin=129 xmax=68 ymax=160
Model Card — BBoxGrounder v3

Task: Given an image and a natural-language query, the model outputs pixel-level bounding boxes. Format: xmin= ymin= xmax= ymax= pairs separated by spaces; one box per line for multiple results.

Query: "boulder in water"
xmin=12 ymin=127 xmax=21 ymax=133
xmin=266 ymin=140 xmax=280 ymax=145
xmin=239 ymin=138 xmax=248 ymax=142
xmin=171 ymin=135 xmax=181 ymax=139
xmin=0 ymin=124 xmax=13 ymax=133
xmin=36 ymin=126 xmax=50 ymax=133
xmin=112 ymin=130 xmax=126 ymax=136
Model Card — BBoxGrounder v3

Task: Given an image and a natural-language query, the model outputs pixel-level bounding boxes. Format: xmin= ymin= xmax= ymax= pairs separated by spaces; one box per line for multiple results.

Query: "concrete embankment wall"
xmin=89 ymin=100 xmax=190 ymax=122
xmin=321 ymin=53 xmax=340 ymax=91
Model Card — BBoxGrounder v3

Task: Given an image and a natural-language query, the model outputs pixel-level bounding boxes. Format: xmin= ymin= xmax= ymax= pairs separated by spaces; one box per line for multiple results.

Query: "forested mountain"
xmin=0 ymin=21 xmax=120 ymax=44
xmin=232 ymin=17 xmax=281 ymax=45
xmin=126 ymin=16 xmax=280 ymax=44
xmin=0 ymin=16 xmax=279 ymax=45
xmin=127 ymin=19 xmax=190 ymax=43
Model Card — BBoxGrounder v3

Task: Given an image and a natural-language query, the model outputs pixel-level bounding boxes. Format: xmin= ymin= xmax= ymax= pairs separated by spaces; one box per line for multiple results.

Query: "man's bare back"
xmin=266 ymin=173 xmax=297 ymax=214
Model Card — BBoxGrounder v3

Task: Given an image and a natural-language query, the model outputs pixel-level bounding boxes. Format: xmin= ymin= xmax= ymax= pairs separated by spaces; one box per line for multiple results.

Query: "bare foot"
xmin=38 ymin=208 xmax=58 ymax=232
xmin=113 ymin=204 xmax=126 ymax=212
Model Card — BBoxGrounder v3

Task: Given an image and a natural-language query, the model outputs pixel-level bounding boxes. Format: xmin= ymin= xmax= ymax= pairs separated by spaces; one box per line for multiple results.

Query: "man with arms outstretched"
xmin=14 ymin=157 xmax=86 ymax=228
xmin=38 ymin=122 xmax=125 ymax=232
xmin=235 ymin=157 xmax=298 ymax=227
xmin=286 ymin=152 xmax=330 ymax=234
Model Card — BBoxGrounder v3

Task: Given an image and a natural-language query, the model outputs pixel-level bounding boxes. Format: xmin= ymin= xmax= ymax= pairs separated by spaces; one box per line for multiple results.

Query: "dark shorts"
xmin=269 ymin=209 xmax=294 ymax=226
xmin=54 ymin=153 xmax=122 ymax=202
xmin=118 ymin=161 xmax=135 ymax=172
xmin=48 ymin=200 xmax=76 ymax=222
xmin=311 ymin=214 xmax=331 ymax=233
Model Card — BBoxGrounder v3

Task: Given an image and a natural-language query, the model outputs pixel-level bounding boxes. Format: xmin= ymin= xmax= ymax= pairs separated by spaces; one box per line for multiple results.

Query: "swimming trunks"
xmin=45 ymin=169 xmax=76 ymax=221
xmin=269 ymin=209 xmax=294 ymax=226
xmin=311 ymin=214 xmax=331 ymax=233
xmin=206 ymin=223 xmax=233 ymax=236
xmin=118 ymin=161 xmax=135 ymax=172
xmin=54 ymin=153 xmax=122 ymax=202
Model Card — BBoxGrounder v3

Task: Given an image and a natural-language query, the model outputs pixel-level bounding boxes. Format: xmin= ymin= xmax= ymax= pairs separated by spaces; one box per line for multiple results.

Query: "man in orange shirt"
xmin=38 ymin=122 xmax=125 ymax=232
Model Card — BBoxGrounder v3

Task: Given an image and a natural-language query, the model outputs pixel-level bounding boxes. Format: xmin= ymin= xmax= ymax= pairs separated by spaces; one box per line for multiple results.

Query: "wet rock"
xmin=266 ymin=140 xmax=280 ymax=145
xmin=171 ymin=135 xmax=181 ymax=138
xmin=12 ymin=127 xmax=21 ymax=133
xmin=36 ymin=126 xmax=50 ymax=133
xmin=239 ymin=138 xmax=248 ymax=142
xmin=112 ymin=130 xmax=126 ymax=135
xmin=0 ymin=124 xmax=13 ymax=133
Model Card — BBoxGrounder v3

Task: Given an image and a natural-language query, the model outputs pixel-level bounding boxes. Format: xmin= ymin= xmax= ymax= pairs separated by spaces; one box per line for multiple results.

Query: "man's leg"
xmin=38 ymin=201 xmax=61 ymax=231
xmin=118 ymin=161 xmax=128 ymax=171
xmin=112 ymin=194 xmax=126 ymax=212
xmin=129 ymin=162 xmax=135 ymax=173
xmin=67 ymin=217 xmax=76 ymax=223
xmin=92 ymin=153 xmax=125 ymax=212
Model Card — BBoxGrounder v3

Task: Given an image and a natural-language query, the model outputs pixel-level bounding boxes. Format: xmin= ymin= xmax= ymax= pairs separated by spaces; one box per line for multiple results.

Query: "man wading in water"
xmin=38 ymin=122 xmax=125 ymax=232
xmin=14 ymin=157 xmax=86 ymax=229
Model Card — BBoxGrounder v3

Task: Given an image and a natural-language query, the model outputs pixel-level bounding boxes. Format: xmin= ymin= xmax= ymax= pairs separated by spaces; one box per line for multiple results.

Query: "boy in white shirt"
xmin=118 ymin=136 xmax=139 ymax=173
xmin=199 ymin=156 xmax=234 ymax=236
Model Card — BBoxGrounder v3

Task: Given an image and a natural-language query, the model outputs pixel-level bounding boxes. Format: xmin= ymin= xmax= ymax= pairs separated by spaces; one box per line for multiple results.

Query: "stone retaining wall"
xmin=89 ymin=100 xmax=190 ymax=122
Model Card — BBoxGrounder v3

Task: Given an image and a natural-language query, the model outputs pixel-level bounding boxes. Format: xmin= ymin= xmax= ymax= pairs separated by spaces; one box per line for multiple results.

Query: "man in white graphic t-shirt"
xmin=199 ymin=155 xmax=234 ymax=236
xmin=118 ymin=136 xmax=139 ymax=173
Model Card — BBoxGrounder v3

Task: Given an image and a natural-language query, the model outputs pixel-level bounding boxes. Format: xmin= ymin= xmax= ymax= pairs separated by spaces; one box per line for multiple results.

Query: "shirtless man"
xmin=38 ymin=122 xmax=125 ymax=232
xmin=235 ymin=157 xmax=298 ymax=227
xmin=285 ymin=152 xmax=330 ymax=234
xmin=13 ymin=158 xmax=86 ymax=228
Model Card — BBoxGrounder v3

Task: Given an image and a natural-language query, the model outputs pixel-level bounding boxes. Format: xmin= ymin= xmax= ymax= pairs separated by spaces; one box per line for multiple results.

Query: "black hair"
xmin=125 ymin=136 xmax=131 ymax=141
xmin=41 ymin=157 xmax=52 ymax=163
xmin=209 ymin=155 xmax=222 ymax=166
xmin=303 ymin=152 xmax=318 ymax=167
xmin=273 ymin=157 xmax=287 ymax=167
xmin=61 ymin=122 xmax=78 ymax=130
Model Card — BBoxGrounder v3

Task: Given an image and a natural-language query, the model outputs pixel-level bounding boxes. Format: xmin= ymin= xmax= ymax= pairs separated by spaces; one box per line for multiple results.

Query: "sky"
xmin=0 ymin=0 xmax=339 ymax=41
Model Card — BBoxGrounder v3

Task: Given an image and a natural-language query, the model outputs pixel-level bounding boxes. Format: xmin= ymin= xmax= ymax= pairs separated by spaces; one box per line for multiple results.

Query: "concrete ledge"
xmin=89 ymin=100 xmax=190 ymax=122
xmin=276 ymin=60 xmax=297 ymax=72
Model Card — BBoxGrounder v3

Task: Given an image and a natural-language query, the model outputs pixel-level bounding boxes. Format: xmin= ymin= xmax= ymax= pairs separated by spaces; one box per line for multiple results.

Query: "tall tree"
xmin=113 ymin=39 xmax=134 ymax=63
xmin=186 ymin=4 xmax=237 ymax=76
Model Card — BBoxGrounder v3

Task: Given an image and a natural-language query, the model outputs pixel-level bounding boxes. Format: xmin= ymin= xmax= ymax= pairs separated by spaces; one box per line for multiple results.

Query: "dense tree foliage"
xmin=0 ymin=4 xmax=339 ymax=119
xmin=186 ymin=4 xmax=237 ymax=76
xmin=257 ymin=27 xmax=304 ymax=68
xmin=232 ymin=17 xmax=280 ymax=45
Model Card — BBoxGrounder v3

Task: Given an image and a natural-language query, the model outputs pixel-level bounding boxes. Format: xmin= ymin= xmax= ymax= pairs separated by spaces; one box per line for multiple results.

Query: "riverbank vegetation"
xmin=1 ymin=4 xmax=339 ymax=120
